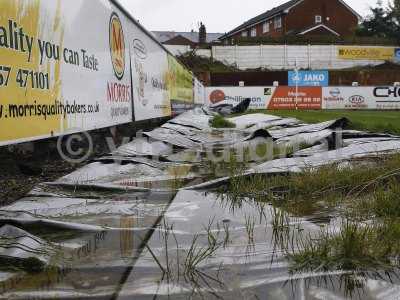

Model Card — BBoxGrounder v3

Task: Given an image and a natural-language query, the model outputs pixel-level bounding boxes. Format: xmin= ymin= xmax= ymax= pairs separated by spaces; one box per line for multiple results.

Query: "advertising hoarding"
xmin=0 ymin=0 xmax=133 ymax=146
xmin=207 ymin=86 xmax=400 ymax=111
xmin=167 ymin=55 xmax=194 ymax=115
xmin=206 ymin=87 xmax=276 ymax=109
xmin=288 ymin=71 xmax=329 ymax=87
xmin=267 ymin=87 xmax=322 ymax=110
xmin=323 ymin=86 xmax=400 ymax=110
xmin=206 ymin=86 xmax=322 ymax=110
xmin=338 ymin=47 xmax=394 ymax=60
xmin=323 ymin=87 xmax=375 ymax=109
xmin=0 ymin=0 xmax=201 ymax=146
xmin=395 ymin=48 xmax=400 ymax=61
xmin=194 ymin=78 xmax=205 ymax=105
xmin=130 ymin=28 xmax=171 ymax=121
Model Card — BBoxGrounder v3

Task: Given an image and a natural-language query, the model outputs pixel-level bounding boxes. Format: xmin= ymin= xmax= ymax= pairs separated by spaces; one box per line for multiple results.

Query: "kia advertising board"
xmin=322 ymin=87 xmax=374 ymax=109
xmin=323 ymin=87 xmax=400 ymax=110
xmin=288 ymin=71 xmax=329 ymax=87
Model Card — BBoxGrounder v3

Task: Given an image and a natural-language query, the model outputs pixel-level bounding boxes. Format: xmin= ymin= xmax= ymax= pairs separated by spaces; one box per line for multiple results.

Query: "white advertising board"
xmin=0 ymin=0 xmax=200 ymax=146
xmin=130 ymin=26 xmax=171 ymax=121
xmin=0 ymin=0 xmax=136 ymax=146
xmin=323 ymin=87 xmax=400 ymax=110
xmin=206 ymin=87 xmax=276 ymax=109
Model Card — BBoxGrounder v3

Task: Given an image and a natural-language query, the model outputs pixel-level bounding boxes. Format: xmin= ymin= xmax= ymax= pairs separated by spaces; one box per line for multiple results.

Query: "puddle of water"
xmin=3 ymin=112 xmax=400 ymax=299
xmin=1 ymin=188 xmax=399 ymax=299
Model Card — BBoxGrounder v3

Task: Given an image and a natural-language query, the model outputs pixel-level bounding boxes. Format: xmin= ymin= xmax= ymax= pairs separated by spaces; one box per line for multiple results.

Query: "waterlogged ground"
xmin=2 ymin=109 xmax=400 ymax=299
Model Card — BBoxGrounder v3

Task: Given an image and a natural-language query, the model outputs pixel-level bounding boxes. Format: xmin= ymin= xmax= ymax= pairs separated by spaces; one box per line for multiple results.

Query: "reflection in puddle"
xmin=3 ymin=111 xmax=400 ymax=299
xmin=2 ymin=188 xmax=400 ymax=299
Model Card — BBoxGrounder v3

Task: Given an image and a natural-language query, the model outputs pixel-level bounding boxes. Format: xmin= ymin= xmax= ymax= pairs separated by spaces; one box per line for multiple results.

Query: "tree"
xmin=387 ymin=0 xmax=400 ymax=40
xmin=357 ymin=0 xmax=400 ymax=42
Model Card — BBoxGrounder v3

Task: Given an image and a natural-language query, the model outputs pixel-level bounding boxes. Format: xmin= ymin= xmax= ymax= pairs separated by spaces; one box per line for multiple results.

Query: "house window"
xmin=263 ymin=22 xmax=270 ymax=33
xmin=315 ymin=15 xmax=322 ymax=24
xmin=274 ymin=16 xmax=282 ymax=29
xmin=251 ymin=27 xmax=257 ymax=37
xmin=241 ymin=31 xmax=248 ymax=37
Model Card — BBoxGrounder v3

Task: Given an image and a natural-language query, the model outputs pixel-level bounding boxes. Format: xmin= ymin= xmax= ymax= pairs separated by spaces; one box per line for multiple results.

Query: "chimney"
xmin=199 ymin=22 xmax=207 ymax=45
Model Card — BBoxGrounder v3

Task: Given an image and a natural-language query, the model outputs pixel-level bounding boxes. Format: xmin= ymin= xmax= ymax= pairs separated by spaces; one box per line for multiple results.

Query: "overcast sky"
xmin=118 ymin=0 xmax=382 ymax=33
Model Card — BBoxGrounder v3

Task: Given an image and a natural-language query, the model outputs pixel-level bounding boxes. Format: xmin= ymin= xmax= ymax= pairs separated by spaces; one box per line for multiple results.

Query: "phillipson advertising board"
xmin=323 ymin=86 xmax=400 ymax=110
xmin=0 ymin=0 xmax=134 ymax=146
xmin=206 ymin=87 xmax=276 ymax=109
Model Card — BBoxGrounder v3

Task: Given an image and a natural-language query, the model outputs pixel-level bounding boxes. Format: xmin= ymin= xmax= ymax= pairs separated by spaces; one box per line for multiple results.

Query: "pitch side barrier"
xmin=0 ymin=0 xmax=205 ymax=147
xmin=206 ymin=86 xmax=400 ymax=110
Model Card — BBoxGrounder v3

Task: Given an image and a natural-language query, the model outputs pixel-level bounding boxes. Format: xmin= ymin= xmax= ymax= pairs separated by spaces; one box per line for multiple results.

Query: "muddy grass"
xmin=0 ymin=150 xmax=80 ymax=205
xmin=243 ymin=110 xmax=400 ymax=135
xmin=218 ymin=153 xmax=400 ymax=275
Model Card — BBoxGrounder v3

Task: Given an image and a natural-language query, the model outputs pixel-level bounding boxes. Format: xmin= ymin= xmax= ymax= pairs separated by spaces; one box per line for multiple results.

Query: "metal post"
xmin=295 ymin=58 xmax=299 ymax=111
xmin=234 ymin=44 xmax=238 ymax=68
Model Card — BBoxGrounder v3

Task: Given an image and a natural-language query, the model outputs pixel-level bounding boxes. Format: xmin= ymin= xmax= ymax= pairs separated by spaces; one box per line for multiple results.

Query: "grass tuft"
xmin=210 ymin=115 xmax=236 ymax=129
xmin=288 ymin=221 xmax=397 ymax=273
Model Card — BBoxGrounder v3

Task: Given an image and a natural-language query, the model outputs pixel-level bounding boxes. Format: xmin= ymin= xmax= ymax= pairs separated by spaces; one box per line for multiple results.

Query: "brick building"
xmin=152 ymin=31 xmax=223 ymax=47
xmin=219 ymin=0 xmax=361 ymax=43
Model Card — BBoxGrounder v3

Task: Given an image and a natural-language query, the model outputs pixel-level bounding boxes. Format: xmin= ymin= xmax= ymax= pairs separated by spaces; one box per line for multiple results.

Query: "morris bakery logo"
xmin=109 ymin=13 xmax=125 ymax=80
xmin=107 ymin=12 xmax=130 ymax=115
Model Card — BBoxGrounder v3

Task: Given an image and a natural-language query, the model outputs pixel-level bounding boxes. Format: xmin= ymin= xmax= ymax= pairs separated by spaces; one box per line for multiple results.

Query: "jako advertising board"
xmin=206 ymin=87 xmax=276 ymax=109
xmin=395 ymin=48 xmax=400 ymax=61
xmin=0 ymin=0 xmax=133 ymax=146
xmin=288 ymin=71 xmax=329 ymax=87
xmin=323 ymin=86 xmax=400 ymax=110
